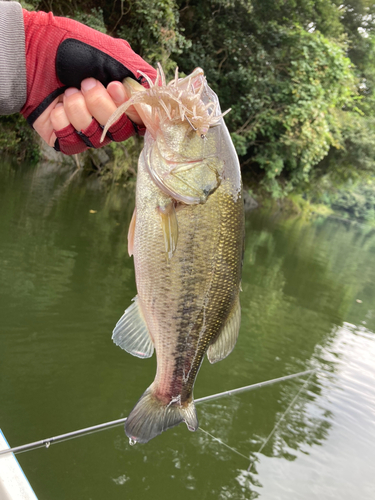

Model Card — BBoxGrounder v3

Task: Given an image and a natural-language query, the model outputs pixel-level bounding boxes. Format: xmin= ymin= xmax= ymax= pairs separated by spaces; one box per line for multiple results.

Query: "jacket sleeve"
xmin=0 ymin=1 xmax=26 ymax=115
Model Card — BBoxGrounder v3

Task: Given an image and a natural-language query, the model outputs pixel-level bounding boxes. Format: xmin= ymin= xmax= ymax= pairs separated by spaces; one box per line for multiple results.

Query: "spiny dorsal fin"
xmin=112 ymin=296 xmax=154 ymax=358
xmin=207 ymin=295 xmax=241 ymax=364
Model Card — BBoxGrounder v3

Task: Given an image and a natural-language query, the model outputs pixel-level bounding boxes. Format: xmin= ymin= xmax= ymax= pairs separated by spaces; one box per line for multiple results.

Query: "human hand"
xmin=21 ymin=9 xmax=156 ymax=154
xmin=34 ymin=78 xmax=143 ymax=154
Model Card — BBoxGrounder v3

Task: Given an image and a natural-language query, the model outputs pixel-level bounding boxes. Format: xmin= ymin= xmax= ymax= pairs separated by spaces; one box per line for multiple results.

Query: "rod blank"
xmin=195 ymin=369 xmax=315 ymax=404
xmin=0 ymin=368 xmax=315 ymax=457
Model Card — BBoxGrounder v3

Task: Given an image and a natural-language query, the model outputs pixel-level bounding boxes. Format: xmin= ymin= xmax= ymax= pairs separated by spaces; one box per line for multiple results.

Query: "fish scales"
xmin=104 ymin=65 xmax=244 ymax=443
xmin=135 ymin=172 xmax=243 ymax=403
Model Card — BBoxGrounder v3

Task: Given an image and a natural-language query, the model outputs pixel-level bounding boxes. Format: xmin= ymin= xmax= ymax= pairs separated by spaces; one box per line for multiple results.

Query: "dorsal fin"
xmin=112 ymin=296 xmax=154 ymax=358
xmin=207 ymin=295 xmax=241 ymax=364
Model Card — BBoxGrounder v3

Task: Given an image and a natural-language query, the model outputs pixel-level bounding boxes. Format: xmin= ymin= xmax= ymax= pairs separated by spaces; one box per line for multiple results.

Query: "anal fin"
xmin=112 ymin=296 xmax=154 ymax=358
xmin=207 ymin=295 xmax=241 ymax=364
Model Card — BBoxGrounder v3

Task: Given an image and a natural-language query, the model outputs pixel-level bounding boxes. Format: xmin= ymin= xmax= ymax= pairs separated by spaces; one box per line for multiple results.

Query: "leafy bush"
xmin=116 ymin=0 xmax=191 ymax=72
xmin=2 ymin=0 xmax=375 ymax=197
xmin=100 ymin=137 xmax=142 ymax=184
xmin=0 ymin=114 xmax=40 ymax=162
xmin=310 ymin=114 xmax=375 ymax=187
xmin=176 ymin=1 xmax=357 ymax=196
xmin=329 ymin=180 xmax=375 ymax=222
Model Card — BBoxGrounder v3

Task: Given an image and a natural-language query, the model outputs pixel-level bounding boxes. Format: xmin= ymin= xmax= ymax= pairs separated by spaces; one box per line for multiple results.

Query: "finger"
xmin=106 ymin=81 xmax=127 ymax=106
xmin=49 ymin=131 xmax=57 ymax=147
xmin=81 ymin=78 xmax=117 ymax=126
xmin=50 ymin=102 xmax=71 ymax=148
xmin=63 ymin=88 xmax=92 ymax=131
xmin=50 ymin=102 xmax=69 ymax=131
xmin=33 ymin=96 xmax=61 ymax=147
xmin=54 ymin=123 xmax=88 ymax=155
xmin=79 ymin=118 xmax=111 ymax=148
xmin=106 ymin=113 xmax=139 ymax=142
xmin=77 ymin=114 xmax=137 ymax=147
xmin=51 ymin=101 xmax=89 ymax=154
xmin=107 ymin=81 xmax=144 ymax=126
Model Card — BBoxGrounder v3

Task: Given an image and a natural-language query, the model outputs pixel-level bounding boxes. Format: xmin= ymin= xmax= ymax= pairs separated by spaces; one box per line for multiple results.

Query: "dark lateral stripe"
xmin=27 ymin=87 xmax=67 ymax=126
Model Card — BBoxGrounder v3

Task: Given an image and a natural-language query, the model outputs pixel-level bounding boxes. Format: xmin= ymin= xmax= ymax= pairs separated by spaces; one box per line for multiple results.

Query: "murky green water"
xmin=1 ymin=160 xmax=375 ymax=499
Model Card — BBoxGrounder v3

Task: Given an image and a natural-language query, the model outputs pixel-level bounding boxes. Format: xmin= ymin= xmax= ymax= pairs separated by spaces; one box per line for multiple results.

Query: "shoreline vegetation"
xmin=1 ymin=0 xmax=375 ymax=224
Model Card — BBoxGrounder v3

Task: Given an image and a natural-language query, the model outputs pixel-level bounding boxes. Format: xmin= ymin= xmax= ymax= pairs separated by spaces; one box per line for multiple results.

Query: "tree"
xmin=176 ymin=1 xmax=356 ymax=196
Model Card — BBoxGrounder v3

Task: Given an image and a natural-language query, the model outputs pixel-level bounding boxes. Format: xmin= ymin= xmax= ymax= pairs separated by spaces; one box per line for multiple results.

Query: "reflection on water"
xmin=252 ymin=322 xmax=375 ymax=499
xmin=0 ymin=160 xmax=374 ymax=499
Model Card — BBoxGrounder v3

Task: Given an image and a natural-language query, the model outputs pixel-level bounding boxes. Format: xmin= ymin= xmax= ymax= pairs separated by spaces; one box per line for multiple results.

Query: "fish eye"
xmin=200 ymin=134 xmax=206 ymax=140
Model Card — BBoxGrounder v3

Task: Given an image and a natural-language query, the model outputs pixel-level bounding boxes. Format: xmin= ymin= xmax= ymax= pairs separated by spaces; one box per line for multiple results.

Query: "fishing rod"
xmin=0 ymin=368 xmax=315 ymax=457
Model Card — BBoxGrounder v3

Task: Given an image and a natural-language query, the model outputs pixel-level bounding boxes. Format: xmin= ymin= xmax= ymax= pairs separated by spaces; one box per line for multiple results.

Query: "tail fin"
xmin=125 ymin=386 xmax=198 ymax=443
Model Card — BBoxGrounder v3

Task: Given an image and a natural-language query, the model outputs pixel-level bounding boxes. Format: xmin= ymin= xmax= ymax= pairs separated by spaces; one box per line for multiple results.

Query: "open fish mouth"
xmin=102 ymin=64 xmax=228 ymax=206
xmin=102 ymin=64 xmax=230 ymax=142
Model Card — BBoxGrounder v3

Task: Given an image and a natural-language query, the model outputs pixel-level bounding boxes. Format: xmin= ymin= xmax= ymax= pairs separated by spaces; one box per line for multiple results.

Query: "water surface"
xmin=0 ymin=161 xmax=374 ymax=499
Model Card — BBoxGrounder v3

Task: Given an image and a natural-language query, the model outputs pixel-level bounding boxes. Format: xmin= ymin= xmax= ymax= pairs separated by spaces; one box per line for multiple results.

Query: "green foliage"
xmin=19 ymin=0 xmax=39 ymax=11
xmin=38 ymin=0 xmax=190 ymax=71
xmin=0 ymin=114 xmax=40 ymax=162
xmin=4 ymin=0 xmax=375 ymax=200
xmin=68 ymin=8 xmax=107 ymax=33
xmin=339 ymin=0 xmax=375 ymax=69
xmin=100 ymin=137 xmax=142 ymax=184
xmin=285 ymin=193 xmax=333 ymax=217
xmin=260 ymin=192 xmax=333 ymax=219
xmin=310 ymin=114 xmax=375 ymax=188
xmin=176 ymin=2 xmax=356 ymax=196
xmin=116 ymin=0 xmax=191 ymax=71
xmin=318 ymin=179 xmax=375 ymax=223
xmin=252 ymin=28 xmax=355 ymax=195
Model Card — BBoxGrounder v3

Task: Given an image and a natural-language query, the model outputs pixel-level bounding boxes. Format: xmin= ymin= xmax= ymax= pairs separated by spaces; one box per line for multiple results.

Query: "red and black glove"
xmin=21 ymin=10 xmax=157 ymax=154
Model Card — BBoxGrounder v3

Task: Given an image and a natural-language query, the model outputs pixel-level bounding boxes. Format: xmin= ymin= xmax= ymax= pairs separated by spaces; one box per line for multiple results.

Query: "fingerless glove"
xmin=22 ymin=10 xmax=156 ymax=153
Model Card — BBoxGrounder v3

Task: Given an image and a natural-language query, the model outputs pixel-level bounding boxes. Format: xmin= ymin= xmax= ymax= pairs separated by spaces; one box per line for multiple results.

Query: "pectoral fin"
xmin=207 ymin=296 xmax=241 ymax=364
xmin=158 ymin=202 xmax=178 ymax=260
xmin=112 ymin=296 xmax=154 ymax=358
xmin=128 ymin=208 xmax=137 ymax=257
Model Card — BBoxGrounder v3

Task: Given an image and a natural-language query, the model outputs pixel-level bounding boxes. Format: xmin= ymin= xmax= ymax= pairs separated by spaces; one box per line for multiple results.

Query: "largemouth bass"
xmin=102 ymin=65 xmax=245 ymax=443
